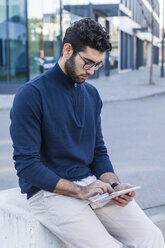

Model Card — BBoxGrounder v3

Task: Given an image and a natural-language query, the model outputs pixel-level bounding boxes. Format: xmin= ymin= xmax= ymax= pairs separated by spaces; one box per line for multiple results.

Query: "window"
xmin=0 ymin=0 xmax=7 ymax=84
xmin=8 ymin=0 xmax=28 ymax=83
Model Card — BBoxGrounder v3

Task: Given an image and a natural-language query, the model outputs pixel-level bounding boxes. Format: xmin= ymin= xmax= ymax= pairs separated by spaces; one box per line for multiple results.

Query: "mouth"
xmin=81 ymin=75 xmax=89 ymax=80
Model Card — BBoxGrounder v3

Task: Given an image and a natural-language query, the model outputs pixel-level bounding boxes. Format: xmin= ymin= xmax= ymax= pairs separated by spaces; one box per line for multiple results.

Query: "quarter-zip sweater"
xmin=10 ymin=63 xmax=114 ymax=199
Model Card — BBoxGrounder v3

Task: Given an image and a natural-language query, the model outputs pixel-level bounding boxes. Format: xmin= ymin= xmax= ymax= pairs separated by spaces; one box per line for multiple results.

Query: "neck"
xmin=58 ymin=57 xmax=67 ymax=75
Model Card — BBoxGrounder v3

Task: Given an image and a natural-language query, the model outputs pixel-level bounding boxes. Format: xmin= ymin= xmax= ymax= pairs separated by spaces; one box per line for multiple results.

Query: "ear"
xmin=62 ymin=43 xmax=73 ymax=59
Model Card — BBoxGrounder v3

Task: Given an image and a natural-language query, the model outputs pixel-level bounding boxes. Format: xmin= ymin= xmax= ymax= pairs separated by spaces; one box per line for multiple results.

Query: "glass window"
xmin=28 ymin=0 xmax=61 ymax=79
xmin=0 ymin=0 xmax=7 ymax=84
xmin=27 ymin=0 xmax=113 ymax=80
xmin=28 ymin=0 xmax=43 ymax=79
xmin=109 ymin=17 xmax=119 ymax=69
xmin=43 ymin=0 xmax=61 ymax=60
xmin=8 ymin=0 xmax=28 ymax=84
xmin=63 ymin=0 xmax=90 ymax=25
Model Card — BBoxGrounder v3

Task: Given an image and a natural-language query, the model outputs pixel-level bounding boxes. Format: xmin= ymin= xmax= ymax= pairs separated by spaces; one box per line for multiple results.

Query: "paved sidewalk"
xmin=0 ymin=95 xmax=14 ymax=110
xmin=0 ymin=65 xmax=165 ymax=240
xmin=90 ymin=65 xmax=165 ymax=102
xmin=0 ymin=65 xmax=165 ymax=110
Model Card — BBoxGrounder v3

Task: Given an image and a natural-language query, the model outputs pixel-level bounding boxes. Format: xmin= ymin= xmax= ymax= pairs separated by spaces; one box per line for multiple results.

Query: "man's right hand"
xmin=54 ymin=178 xmax=113 ymax=200
xmin=78 ymin=180 xmax=113 ymax=200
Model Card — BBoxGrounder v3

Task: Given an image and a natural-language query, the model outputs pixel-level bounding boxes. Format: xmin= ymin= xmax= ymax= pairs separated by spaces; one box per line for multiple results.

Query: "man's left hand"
xmin=111 ymin=183 xmax=135 ymax=207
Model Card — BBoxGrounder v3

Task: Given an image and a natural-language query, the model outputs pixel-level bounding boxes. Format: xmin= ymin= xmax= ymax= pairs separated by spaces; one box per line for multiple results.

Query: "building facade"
xmin=119 ymin=0 xmax=160 ymax=70
xmin=0 ymin=0 xmax=160 ymax=91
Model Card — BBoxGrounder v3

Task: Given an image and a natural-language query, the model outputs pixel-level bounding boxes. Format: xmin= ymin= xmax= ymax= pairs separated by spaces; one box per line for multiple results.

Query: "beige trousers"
xmin=28 ymin=176 xmax=165 ymax=248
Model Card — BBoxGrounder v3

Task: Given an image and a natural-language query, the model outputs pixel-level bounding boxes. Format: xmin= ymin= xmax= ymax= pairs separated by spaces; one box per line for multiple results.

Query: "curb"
xmin=144 ymin=205 xmax=165 ymax=239
xmin=149 ymin=214 xmax=165 ymax=238
xmin=102 ymin=91 xmax=165 ymax=104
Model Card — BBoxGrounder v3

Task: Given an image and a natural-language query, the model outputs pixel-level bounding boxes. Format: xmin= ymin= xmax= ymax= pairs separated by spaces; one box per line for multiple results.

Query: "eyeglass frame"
xmin=74 ymin=50 xmax=104 ymax=71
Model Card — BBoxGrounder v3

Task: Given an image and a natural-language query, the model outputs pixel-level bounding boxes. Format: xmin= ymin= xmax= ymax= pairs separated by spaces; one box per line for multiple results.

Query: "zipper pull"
xmin=74 ymin=83 xmax=77 ymax=87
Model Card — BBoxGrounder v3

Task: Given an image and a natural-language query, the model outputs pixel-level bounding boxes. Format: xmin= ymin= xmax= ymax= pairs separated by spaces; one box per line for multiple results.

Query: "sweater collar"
xmin=52 ymin=62 xmax=79 ymax=89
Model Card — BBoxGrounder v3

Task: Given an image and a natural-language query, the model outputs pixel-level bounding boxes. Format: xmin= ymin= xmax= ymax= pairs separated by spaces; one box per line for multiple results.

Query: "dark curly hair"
xmin=62 ymin=18 xmax=112 ymax=53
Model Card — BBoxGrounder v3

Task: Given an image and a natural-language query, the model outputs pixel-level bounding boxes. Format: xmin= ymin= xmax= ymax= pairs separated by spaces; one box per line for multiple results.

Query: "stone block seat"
xmin=0 ymin=187 xmax=66 ymax=248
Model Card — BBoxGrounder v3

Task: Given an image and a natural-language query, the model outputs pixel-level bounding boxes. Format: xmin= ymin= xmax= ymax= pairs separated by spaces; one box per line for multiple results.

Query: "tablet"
xmin=107 ymin=186 xmax=141 ymax=200
xmin=89 ymin=186 xmax=141 ymax=209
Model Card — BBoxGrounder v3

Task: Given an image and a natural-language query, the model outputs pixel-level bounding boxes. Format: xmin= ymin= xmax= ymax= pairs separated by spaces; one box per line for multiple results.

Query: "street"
xmin=102 ymin=94 xmax=165 ymax=209
xmin=0 ymin=94 xmax=165 ymax=210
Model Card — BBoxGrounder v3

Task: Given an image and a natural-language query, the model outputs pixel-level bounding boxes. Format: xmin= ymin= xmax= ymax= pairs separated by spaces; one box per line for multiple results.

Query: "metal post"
xmin=59 ymin=0 xmax=63 ymax=55
xmin=25 ymin=0 xmax=29 ymax=81
xmin=105 ymin=19 xmax=110 ymax=76
xmin=88 ymin=3 xmax=95 ymax=19
xmin=161 ymin=0 xmax=164 ymax=77
xmin=6 ymin=0 xmax=10 ymax=84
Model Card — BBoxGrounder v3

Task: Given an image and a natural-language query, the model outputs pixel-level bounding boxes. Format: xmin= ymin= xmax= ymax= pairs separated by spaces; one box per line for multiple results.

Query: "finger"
xmin=101 ymin=185 xmax=112 ymax=193
xmin=111 ymin=199 xmax=127 ymax=207
xmin=108 ymin=188 xmax=115 ymax=194
xmin=127 ymin=191 xmax=135 ymax=197
xmin=96 ymin=188 xmax=104 ymax=195
xmin=103 ymin=183 xmax=113 ymax=192
xmin=99 ymin=186 xmax=108 ymax=193
xmin=89 ymin=188 xmax=104 ymax=197
xmin=99 ymin=181 xmax=111 ymax=188
xmin=119 ymin=194 xmax=134 ymax=201
xmin=106 ymin=184 xmax=114 ymax=193
xmin=113 ymin=196 xmax=130 ymax=205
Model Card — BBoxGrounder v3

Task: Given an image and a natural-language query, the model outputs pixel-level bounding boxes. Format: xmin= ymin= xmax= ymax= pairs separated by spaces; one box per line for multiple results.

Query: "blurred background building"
xmin=0 ymin=0 xmax=160 ymax=92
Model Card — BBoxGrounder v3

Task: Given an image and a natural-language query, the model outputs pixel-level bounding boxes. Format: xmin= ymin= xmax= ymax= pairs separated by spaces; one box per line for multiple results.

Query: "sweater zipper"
xmin=72 ymin=82 xmax=82 ymax=126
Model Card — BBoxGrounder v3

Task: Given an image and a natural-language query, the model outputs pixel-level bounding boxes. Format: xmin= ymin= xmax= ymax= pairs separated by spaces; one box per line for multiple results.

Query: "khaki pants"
xmin=28 ymin=176 xmax=165 ymax=248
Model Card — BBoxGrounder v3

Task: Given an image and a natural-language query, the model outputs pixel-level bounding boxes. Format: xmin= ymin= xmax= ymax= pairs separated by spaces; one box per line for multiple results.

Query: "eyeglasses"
xmin=75 ymin=50 xmax=104 ymax=71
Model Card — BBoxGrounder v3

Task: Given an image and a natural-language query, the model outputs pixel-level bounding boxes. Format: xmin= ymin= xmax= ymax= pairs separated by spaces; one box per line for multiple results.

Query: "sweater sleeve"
xmin=90 ymin=98 xmax=114 ymax=178
xmin=10 ymin=84 xmax=61 ymax=192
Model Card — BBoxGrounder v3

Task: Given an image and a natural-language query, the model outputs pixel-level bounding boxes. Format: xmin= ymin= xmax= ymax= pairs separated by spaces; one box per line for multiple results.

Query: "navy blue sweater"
xmin=10 ymin=63 xmax=114 ymax=199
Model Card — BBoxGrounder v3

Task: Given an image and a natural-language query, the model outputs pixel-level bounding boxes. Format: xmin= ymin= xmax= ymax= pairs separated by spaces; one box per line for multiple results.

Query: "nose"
xmin=86 ymin=66 xmax=95 ymax=75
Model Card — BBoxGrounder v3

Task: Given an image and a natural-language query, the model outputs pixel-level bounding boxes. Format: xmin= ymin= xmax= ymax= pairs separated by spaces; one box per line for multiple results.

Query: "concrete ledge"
xmin=1 ymin=188 xmax=165 ymax=247
xmin=0 ymin=188 xmax=66 ymax=248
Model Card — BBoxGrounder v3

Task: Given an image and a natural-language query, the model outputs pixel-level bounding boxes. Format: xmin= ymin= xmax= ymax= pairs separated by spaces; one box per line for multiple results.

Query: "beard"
xmin=64 ymin=55 xmax=89 ymax=84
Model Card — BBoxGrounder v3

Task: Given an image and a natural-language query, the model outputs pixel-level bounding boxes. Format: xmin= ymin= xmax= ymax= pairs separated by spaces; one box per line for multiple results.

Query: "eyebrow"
xmin=83 ymin=57 xmax=102 ymax=65
xmin=83 ymin=57 xmax=95 ymax=63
